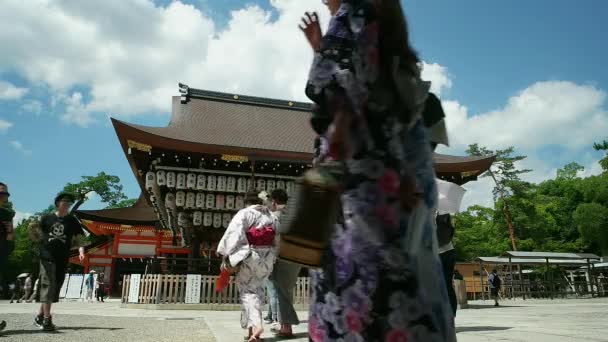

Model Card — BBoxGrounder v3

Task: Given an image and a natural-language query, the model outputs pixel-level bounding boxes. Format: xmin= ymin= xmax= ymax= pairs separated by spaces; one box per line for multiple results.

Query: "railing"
xmin=121 ymin=274 xmax=311 ymax=306
xmin=462 ymin=275 xmax=608 ymax=300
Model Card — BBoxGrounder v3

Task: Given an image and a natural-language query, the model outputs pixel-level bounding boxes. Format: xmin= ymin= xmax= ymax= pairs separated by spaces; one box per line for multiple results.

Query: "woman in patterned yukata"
xmin=216 ymin=191 xmax=279 ymax=342
xmin=299 ymin=0 xmax=456 ymax=341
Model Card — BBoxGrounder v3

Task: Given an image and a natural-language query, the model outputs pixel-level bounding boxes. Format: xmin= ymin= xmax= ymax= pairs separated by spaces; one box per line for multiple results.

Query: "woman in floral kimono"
xmin=217 ymin=191 xmax=279 ymax=342
xmin=300 ymin=0 xmax=456 ymax=341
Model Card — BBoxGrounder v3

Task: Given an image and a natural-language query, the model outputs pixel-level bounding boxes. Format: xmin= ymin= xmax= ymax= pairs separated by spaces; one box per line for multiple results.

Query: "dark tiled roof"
xmin=113 ymin=86 xmax=495 ymax=171
xmin=75 ymin=194 xmax=158 ymax=225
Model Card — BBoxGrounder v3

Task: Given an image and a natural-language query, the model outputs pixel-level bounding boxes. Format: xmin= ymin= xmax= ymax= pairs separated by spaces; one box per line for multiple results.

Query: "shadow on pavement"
xmin=456 ymin=326 xmax=512 ymax=333
xmin=263 ymin=332 xmax=309 ymax=341
xmin=464 ymin=304 xmax=524 ymax=309
xmin=0 ymin=326 xmax=123 ymax=336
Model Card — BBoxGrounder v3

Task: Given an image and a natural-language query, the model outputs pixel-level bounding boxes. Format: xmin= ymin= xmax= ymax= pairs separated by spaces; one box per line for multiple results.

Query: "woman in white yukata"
xmin=217 ymin=191 xmax=279 ymax=342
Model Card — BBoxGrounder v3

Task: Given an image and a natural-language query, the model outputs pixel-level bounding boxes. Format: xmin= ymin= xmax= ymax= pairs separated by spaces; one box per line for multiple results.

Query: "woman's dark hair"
xmin=377 ymin=0 xmax=420 ymax=75
xmin=270 ymin=189 xmax=288 ymax=205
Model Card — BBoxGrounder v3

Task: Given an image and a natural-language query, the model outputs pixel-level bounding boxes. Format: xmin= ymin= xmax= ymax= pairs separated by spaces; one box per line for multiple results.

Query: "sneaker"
xmin=0 ymin=320 xmax=6 ymax=331
xmin=42 ymin=317 xmax=56 ymax=332
xmin=34 ymin=314 xmax=44 ymax=328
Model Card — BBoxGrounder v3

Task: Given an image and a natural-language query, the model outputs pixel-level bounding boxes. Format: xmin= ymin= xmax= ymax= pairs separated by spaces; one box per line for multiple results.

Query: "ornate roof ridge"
xmin=177 ymin=83 xmax=313 ymax=112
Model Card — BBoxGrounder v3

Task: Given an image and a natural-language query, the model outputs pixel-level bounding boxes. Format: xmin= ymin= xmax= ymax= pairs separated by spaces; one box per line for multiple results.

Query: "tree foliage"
xmin=62 ymin=172 xmax=127 ymax=208
xmin=594 ymin=139 xmax=608 ymax=172
xmin=454 ymin=154 xmax=608 ymax=261
xmin=105 ymin=198 xmax=137 ymax=209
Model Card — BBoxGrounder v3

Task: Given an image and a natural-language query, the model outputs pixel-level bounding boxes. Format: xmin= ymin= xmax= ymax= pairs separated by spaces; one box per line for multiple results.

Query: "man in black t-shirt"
xmin=31 ymin=193 xmax=85 ymax=332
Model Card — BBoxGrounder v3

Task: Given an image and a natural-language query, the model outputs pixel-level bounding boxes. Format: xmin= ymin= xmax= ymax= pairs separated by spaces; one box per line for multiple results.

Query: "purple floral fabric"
xmin=305 ymin=1 xmax=456 ymax=341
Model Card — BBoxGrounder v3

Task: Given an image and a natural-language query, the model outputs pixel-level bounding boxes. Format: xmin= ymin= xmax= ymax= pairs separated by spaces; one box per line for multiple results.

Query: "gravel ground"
xmin=0 ymin=314 xmax=215 ymax=342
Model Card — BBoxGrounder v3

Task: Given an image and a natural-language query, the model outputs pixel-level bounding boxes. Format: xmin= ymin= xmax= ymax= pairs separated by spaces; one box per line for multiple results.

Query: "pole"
xmin=479 ymin=261 xmax=485 ymax=301
xmin=509 ymin=257 xmax=514 ymax=299
xmin=546 ymin=258 xmax=553 ymax=300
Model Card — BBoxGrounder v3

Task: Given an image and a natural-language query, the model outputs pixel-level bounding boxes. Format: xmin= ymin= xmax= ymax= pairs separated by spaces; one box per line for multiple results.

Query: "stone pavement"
xmin=1 ymin=298 xmax=607 ymax=341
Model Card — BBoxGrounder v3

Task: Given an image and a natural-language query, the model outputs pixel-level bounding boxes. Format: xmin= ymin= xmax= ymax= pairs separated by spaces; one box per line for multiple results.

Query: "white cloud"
xmin=0 ymin=0 xmax=451 ymax=125
xmin=0 ymin=118 xmax=12 ymax=132
xmin=9 ymin=140 xmax=32 ymax=155
xmin=421 ymin=62 xmax=452 ymax=96
xmin=13 ymin=210 xmax=32 ymax=226
xmin=0 ymin=80 xmax=28 ymax=100
xmin=443 ymin=81 xmax=608 ymax=151
xmin=21 ymin=100 xmax=43 ymax=115
xmin=60 ymin=92 xmax=95 ymax=127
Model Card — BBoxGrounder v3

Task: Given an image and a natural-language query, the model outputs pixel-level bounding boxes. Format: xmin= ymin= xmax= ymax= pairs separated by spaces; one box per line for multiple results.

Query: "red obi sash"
xmin=246 ymin=225 xmax=275 ymax=246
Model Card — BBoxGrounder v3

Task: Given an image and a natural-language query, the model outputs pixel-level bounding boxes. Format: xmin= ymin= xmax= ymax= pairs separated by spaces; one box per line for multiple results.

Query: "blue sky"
xmin=1 ymin=0 xmax=607 ymax=220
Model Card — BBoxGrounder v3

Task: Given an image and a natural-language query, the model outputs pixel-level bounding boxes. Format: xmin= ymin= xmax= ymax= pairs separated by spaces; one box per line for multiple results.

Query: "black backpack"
xmin=492 ymin=274 xmax=502 ymax=288
xmin=436 ymin=213 xmax=455 ymax=247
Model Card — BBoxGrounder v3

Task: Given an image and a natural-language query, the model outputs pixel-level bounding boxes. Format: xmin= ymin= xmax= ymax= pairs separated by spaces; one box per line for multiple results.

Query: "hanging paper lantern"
xmin=213 ymin=213 xmax=222 ymax=228
xmin=176 ymin=191 xmax=186 ymax=207
xmin=196 ymin=193 xmax=205 ymax=208
xmin=266 ymin=180 xmax=276 ymax=192
xmin=196 ymin=174 xmax=206 ymax=190
xmin=222 ymin=213 xmax=232 ymax=228
xmin=193 ymin=211 xmax=203 ymax=226
xmin=225 ymin=195 xmax=235 ymax=210
xmin=177 ymin=173 xmax=187 ymax=190
xmin=165 ymin=193 xmax=177 ymax=211
xmin=187 ymin=173 xmax=197 ymax=189
xmin=203 ymin=212 xmax=213 ymax=227
xmin=166 ymin=172 xmax=176 ymax=188
xmin=235 ymin=195 xmax=244 ymax=209
xmin=145 ymin=171 xmax=156 ymax=190
xmin=156 ymin=170 xmax=166 ymax=186
xmin=226 ymin=177 xmax=236 ymax=192
xmin=217 ymin=176 xmax=226 ymax=191
xmin=207 ymin=175 xmax=217 ymax=191
xmin=257 ymin=179 xmax=266 ymax=191
xmin=276 ymin=180 xmax=285 ymax=190
xmin=215 ymin=194 xmax=225 ymax=210
xmin=237 ymin=178 xmax=247 ymax=193
xmin=186 ymin=192 xmax=196 ymax=209
xmin=206 ymin=193 xmax=215 ymax=209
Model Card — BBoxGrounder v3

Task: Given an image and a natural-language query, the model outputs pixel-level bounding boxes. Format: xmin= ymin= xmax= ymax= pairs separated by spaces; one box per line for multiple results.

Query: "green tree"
xmin=466 ymin=144 xmax=532 ymax=250
xmin=61 ymin=172 xmax=127 ymax=211
xmin=556 ymin=162 xmax=584 ymax=180
xmin=573 ymin=202 xmax=608 ymax=255
xmin=594 ymin=140 xmax=608 ymax=172
xmin=105 ymin=198 xmax=137 ymax=209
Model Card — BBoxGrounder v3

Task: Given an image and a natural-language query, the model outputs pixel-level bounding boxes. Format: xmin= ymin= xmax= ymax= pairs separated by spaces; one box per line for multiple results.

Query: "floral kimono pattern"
xmin=305 ymin=1 xmax=456 ymax=341
xmin=217 ymin=205 xmax=279 ymax=329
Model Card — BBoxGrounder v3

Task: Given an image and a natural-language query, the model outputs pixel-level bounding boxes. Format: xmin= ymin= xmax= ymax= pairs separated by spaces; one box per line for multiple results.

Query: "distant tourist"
xmin=488 ymin=269 xmax=502 ymax=306
xmin=30 ymin=192 xmax=86 ymax=332
xmin=268 ymin=189 xmax=301 ymax=338
xmin=21 ymin=274 xmax=33 ymax=302
xmin=437 ymin=213 xmax=457 ymax=316
xmin=9 ymin=277 xmax=22 ymax=303
xmin=95 ymin=272 xmax=105 ymax=302
xmin=217 ymin=191 xmax=278 ymax=342
xmin=85 ymin=271 xmax=95 ymax=302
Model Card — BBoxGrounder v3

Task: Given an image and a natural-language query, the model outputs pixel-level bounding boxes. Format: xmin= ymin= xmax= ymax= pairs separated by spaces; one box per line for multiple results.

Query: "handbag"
xmin=278 ymin=161 xmax=344 ymax=267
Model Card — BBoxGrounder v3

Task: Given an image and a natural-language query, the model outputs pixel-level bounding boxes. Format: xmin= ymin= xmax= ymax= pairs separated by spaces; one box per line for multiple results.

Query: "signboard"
xmin=128 ymin=274 xmax=141 ymax=303
xmin=185 ymin=274 xmax=202 ymax=304
xmin=59 ymin=274 xmax=70 ymax=298
xmin=66 ymin=274 xmax=84 ymax=299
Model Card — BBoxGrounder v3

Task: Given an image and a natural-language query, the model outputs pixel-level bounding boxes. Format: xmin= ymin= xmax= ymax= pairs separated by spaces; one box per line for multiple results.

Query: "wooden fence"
xmin=121 ymin=274 xmax=311 ymax=306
